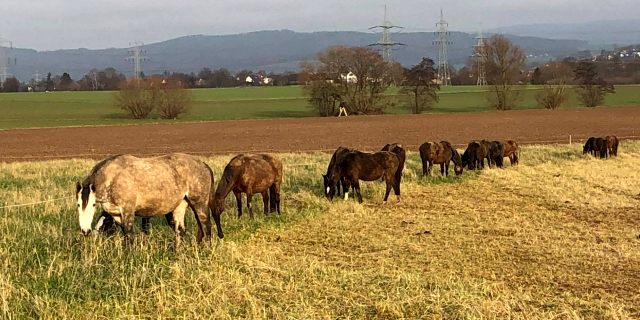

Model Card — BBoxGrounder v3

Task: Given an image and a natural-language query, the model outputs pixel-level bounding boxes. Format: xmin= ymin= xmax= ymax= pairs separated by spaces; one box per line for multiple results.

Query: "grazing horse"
xmin=502 ymin=140 xmax=519 ymax=165
xmin=75 ymin=153 xmax=223 ymax=249
xmin=323 ymin=147 xmax=354 ymax=199
xmin=419 ymin=141 xmax=463 ymax=177
xmin=481 ymin=140 xmax=504 ymax=168
xmin=94 ymin=211 xmax=174 ymax=235
xmin=462 ymin=141 xmax=488 ymax=170
xmin=595 ymin=137 xmax=608 ymax=159
xmin=325 ymin=150 xmax=401 ymax=204
xmin=583 ymin=137 xmax=597 ymax=156
xmin=605 ymin=135 xmax=619 ymax=157
xmin=380 ymin=143 xmax=406 ymax=182
xmin=212 ymin=154 xmax=283 ymax=219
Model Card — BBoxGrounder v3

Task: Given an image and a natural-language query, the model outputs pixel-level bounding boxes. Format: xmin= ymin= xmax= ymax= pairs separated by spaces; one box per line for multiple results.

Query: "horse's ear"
xmin=90 ymin=184 xmax=96 ymax=193
xmin=76 ymin=182 xmax=82 ymax=193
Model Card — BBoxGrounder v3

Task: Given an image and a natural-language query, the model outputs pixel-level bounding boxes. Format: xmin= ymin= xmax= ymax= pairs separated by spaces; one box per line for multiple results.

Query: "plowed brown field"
xmin=1 ymin=106 xmax=639 ymax=162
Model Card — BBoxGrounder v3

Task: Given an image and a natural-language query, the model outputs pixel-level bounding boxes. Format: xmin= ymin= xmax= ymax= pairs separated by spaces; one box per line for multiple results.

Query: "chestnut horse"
xmin=419 ymin=141 xmax=464 ymax=177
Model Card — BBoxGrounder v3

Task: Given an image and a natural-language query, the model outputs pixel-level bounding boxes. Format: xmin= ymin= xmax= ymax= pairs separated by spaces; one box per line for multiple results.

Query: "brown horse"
xmin=325 ymin=150 xmax=401 ymax=203
xmin=605 ymin=135 xmax=619 ymax=157
xmin=462 ymin=141 xmax=488 ymax=170
xmin=595 ymin=137 xmax=608 ymax=159
xmin=212 ymin=154 xmax=283 ymax=219
xmin=419 ymin=141 xmax=464 ymax=176
xmin=380 ymin=143 xmax=406 ymax=182
xmin=502 ymin=140 xmax=519 ymax=165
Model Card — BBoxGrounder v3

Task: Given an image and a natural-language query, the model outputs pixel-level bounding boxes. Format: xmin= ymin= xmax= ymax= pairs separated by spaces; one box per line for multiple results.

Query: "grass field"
xmin=1 ymin=142 xmax=640 ymax=318
xmin=0 ymin=85 xmax=638 ymax=130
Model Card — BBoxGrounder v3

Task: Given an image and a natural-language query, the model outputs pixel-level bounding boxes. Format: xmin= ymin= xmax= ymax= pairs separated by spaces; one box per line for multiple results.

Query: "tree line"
xmin=0 ymin=68 xmax=301 ymax=93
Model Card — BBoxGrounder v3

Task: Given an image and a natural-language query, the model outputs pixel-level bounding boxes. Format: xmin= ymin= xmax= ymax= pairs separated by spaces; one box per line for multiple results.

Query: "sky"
xmin=1 ymin=0 xmax=638 ymax=51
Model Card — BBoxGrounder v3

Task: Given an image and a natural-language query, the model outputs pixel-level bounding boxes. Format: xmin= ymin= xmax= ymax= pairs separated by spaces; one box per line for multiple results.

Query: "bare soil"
xmin=1 ymin=106 xmax=639 ymax=162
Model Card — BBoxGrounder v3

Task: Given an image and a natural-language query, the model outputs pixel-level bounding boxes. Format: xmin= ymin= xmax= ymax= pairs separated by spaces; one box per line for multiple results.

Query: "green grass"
xmin=1 ymin=143 xmax=640 ymax=318
xmin=0 ymin=85 xmax=639 ymax=130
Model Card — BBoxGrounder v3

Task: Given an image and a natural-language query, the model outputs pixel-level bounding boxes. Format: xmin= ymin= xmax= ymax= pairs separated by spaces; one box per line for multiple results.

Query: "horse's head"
xmin=322 ymin=174 xmax=336 ymax=201
xmin=75 ymin=182 xmax=97 ymax=236
xmin=454 ymin=164 xmax=464 ymax=176
xmin=212 ymin=196 xmax=226 ymax=216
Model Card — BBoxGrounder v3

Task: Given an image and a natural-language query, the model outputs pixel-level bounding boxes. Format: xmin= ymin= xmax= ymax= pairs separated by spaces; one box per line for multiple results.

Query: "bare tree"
xmin=399 ymin=57 xmax=440 ymax=114
xmin=574 ymin=61 xmax=615 ymax=107
xmin=302 ymin=46 xmax=391 ymax=116
xmin=478 ymin=35 xmax=527 ymax=110
xmin=535 ymin=78 xmax=570 ymax=109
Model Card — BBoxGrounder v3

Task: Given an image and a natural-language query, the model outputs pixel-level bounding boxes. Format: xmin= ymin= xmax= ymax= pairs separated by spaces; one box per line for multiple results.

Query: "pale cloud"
xmin=1 ymin=0 xmax=638 ymax=50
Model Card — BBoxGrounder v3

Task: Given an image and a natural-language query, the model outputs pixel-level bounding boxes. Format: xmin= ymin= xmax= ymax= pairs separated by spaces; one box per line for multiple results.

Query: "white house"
xmin=340 ymin=72 xmax=358 ymax=84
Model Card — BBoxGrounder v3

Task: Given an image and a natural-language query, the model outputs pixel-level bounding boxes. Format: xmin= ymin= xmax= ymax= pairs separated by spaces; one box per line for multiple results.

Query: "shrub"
xmin=155 ymin=79 xmax=193 ymax=119
xmin=536 ymin=79 xmax=570 ymax=109
xmin=112 ymin=79 xmax=159 ymax=119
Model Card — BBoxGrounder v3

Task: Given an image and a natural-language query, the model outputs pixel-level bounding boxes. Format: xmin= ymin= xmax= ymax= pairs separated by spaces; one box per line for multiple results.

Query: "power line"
xmin=368 ymin=5 xmax=405 ymax=63
xmin=0 ymin=37 xmax=13 ymax=88
xmin=433 ymin=9 xmax=451 ymax=86
xmin=125 ymin=42 xmax=148 ymax=79
xmin=473 ymin=31 xmax=487 ymax=86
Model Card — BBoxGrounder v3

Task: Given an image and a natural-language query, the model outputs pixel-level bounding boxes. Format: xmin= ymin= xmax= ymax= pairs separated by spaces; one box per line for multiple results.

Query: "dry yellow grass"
xmin=0 ymin=142 xmax=639 ymax=319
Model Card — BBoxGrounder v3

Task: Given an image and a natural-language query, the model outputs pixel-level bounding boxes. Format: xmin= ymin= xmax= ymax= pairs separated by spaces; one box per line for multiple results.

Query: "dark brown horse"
xmin=462 ymin=141 xmax=488 ymax=170
xmin=605 ymin=135 xmax=619 ymax=157
xmin=212 ymin=154 xmax=283 ymax=219
xmin=419 ymin=141 xmax=463 ymax=176
xmin=323 ymin=147 xmax=354 ymax=199
xmin=325 ymin=150 xmax=401 ymax=203
xmin=595 ymin=137 xmax=608 ymax=159
xmin=502 ymin=140 xmax=519 ymax=165
xmin=380 ymin=143 xmax=406 ymax=182
xmin=481 ymin=140 xmax=504 ymax=168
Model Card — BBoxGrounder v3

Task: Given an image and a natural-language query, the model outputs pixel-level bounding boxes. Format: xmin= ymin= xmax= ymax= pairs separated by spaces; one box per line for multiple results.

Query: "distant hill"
xmin=5 ymin=30 xmax=588 ymax=81
xmin=489 ymin=19 xmax=640 ymax=49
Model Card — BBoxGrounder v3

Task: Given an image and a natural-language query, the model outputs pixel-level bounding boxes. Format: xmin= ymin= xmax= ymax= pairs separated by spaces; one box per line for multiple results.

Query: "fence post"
xmin=569 ymin=135 xmax=571 ymax=145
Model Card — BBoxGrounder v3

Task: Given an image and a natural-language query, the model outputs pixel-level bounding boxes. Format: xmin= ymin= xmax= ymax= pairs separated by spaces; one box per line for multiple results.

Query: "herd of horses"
xmin=583 ymin=135 xmax=619 ymax=159
xmin=75 ymin=136 xmax=618 ymax=249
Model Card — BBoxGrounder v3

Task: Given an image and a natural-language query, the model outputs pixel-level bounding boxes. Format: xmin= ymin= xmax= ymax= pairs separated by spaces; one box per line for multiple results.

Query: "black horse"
xmin=324 ymin=150 xmax=402 ymax=203
xmin=481 ymin=140 xmax=505 ymax=168
xmin=595 ymin=137 xmax=608 ymax=159
xmin=583 ymin=137 xmax=597 ymax=156
xmin=95 ymin=211 xmax=174 ymax=235
xmin=323 ymin=147 xmax=355 ymax=199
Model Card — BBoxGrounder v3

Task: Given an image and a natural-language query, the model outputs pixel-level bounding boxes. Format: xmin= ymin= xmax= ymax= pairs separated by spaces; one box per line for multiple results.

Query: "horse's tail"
xmin=419 ymin=143 xmax=429 ymax=176
xmin=205 ymin=163 xmax=217 ymax=214
xmin=511 ymin=140 xmax=519 ymax=164
xmin=269 ymin=183 xmax=277 ymax=212
xmin=393 ymin=145 xmax=405 ymax=186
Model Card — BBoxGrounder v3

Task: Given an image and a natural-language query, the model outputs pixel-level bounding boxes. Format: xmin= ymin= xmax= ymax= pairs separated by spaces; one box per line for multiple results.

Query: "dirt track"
xmin=1 ymin=106 xmax=639 ymax=162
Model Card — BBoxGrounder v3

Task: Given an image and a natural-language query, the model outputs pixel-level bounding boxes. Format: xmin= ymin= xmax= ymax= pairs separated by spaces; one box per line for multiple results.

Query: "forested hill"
xmin=7 ymin=29 xmax=587 ymax=81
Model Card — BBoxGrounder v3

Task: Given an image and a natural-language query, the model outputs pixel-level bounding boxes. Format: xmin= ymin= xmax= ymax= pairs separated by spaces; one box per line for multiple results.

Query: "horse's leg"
xmin=172 ymin=200 xmax=189 ymax=251
xmin=141 ymin=218 xmax=150 ymax=235
xmin=261 ymin=191 xmax=269 ymax=215
xmin=246 ymin=189 xmax=254 ymax=219
xmin=445 ymin=161 xmax=450 ymax=177
xmin=440 ymin=163 xmax=445 ymax=176
xmin=274 ymin=182 xmax=282 ymax=214
xmin=165 ymin=212 xmax=175 ymax=229
xmin=343 ymin=178 xmax=352 ymax=201
xmin=189 ymin=202 xmax=212 ymax=244
xmin=427 ymin=161 xmax=433 ymax=176
xmin=233 ymin=191 xmax=243 ymax=218
xmin=352 ymin=180 xmax=363 ymax=204
xmin=269 ymin=184 xmax=277 ymax=213
xmin=120 ymin=211 xmax=135 ymax=246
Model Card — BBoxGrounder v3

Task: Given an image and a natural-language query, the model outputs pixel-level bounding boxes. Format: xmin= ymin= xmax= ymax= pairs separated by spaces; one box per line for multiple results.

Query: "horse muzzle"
xmin=81 ymin=229 xmax=92 ymax=236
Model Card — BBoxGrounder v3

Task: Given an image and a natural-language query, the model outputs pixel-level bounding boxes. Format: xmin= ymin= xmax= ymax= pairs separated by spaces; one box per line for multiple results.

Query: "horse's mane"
xmin=216 ymin=158 xmax=241 ymax=198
